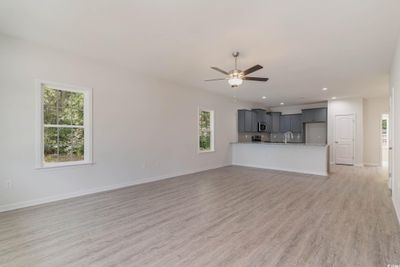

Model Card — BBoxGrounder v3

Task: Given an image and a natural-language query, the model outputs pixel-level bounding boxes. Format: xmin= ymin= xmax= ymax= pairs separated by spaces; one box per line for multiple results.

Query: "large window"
xmin=198 ymin=109 xmax=214 ymax=152
xmin=36 ymin=81 xmax=92 ymax=168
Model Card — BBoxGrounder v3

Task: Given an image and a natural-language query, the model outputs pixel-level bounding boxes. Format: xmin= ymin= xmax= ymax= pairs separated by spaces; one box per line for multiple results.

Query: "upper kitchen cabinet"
xmin=252 ymin=109 xmax=267 ymax=123
xmin=271 ymin=112 xmax=281 ymax=133
xmin=279 ymin=114 xmax=303 ymax=133
xmin=314 ymin=108 xmax=327 ymax=122
xmin=238 ymin=110 xmax=246 ymax=132
xmin=238 ymin=109 xmax=258 ymax=132
xmin=265 ymin=113 xmax=272 ymax=132
xmin=252 ymin=109 xmax=269 ymax=132
xmin=279 ymin=115 xmax=291 ymax=132
xmin=290 ymin=114 xmax=303 ymax=133
xmin=302 ymin=108 xmax=327 ymax=123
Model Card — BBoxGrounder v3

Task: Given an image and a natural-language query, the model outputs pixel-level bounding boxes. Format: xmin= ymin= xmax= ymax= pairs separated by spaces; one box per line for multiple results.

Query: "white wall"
xmin=328 ymin=98 xmax=364 ymax=166
xmin=269 ymin=102 xmax=327 ymax=115
xmin=0 ymin=34 xmax=254 ymax=211
xmin=390 ymin=34 xmax=400 ymax=221
xmin=363 ymin=97 xmax=389 ymax=166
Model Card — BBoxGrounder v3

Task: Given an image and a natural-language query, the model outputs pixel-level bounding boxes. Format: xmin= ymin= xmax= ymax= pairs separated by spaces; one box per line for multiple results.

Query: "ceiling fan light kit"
xmin=205 ymin=52 xmax=269 ymax=88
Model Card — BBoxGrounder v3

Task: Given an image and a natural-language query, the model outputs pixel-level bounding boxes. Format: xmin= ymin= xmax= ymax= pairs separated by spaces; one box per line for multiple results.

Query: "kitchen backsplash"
xmin=270 ymin=132 xmax=303 ymax=143
xmin=238 ymin=133 xmax=270 ymax=142
xmin=238 ymin=133 xmax=304 ymax=143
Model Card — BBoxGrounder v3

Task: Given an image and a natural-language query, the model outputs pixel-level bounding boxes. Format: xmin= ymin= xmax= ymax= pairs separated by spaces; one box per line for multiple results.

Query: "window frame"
xmin=198 ymin=107 xmax=215 ymax=153
xmin=35 ymin=80 xmax=93 ymax=168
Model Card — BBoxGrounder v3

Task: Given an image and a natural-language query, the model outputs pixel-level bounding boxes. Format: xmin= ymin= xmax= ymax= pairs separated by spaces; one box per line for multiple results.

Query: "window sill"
xmin=198 ymin=149 xmax=215 ymax=154
xmin=36 ymin=161 xmax=94 ymax=169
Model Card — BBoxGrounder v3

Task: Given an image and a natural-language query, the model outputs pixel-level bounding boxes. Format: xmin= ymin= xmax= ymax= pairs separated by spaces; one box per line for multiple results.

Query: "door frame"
xmin=334 ymin=113 xmax=356 ymax=165
xmin=380 ymin=113 xmax=389 ymax=168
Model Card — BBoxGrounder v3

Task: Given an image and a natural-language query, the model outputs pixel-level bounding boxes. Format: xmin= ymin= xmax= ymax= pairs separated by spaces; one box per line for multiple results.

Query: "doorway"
xmin=381 ymin=114 xmax=389 ymax=168
xmin=334 ymin=114 xmax=355 ymax=165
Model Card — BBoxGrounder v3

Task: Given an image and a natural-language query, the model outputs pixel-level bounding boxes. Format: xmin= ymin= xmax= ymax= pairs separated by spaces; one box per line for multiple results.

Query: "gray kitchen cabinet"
xmin=271 ymin=112 xmax=281 ymax=133
xmin=279 ymin=114 xmax=303 ymax=133
xmin=279 ymin=115 xmax=291 ymax=132
xmin=252 ymin=109 xmax=266 ymax=122
xmin=290 ymin=114 xmax=303 ymax=133
xmin=314 ymin=108 xmax=327 ymax=122
xmin=302 ymin=108 xmax=327 ymax=123
xmin=252 ymin=109 xmax=266 ymax=132
xmin=244 ymin=110 xmax=253 ymax=132
xmin=238 ymin=109 xmax=258 ymax=132
xmin=302 ymin=109 xmax=314 ymax=123
xmin=265 ymin=114 xmax=272 ymax=133
xmin=251 ymin=111 xmax=258 ymax=132
xmin=238 ymin=110 xmax=246 ymax=132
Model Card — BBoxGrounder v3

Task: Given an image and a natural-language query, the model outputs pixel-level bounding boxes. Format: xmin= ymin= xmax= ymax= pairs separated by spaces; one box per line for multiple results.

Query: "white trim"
xmin=35 ymin=80 xmax=93 ymax=169
xmin=35 ymin=80 xmax=43 ymax=168
xmin=379 ymin=113 xmax=389 ymax=169
xmin=0 ymin=164 xmax=228 ymax=213
xmin=35 ymin=161 xmax=95 ymax=169
xmin=44 ymin=124 xmax=85 ymax=128
xmin=333 ymin=113 xmax=356 ymax=165
xmin=197 ymin=107 xmax=215 ymax=153
xmin=232 ymin=163 xmax=328 ymax=177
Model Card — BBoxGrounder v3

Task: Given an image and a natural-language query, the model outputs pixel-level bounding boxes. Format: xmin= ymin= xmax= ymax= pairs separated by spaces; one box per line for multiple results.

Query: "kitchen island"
xmin=231 ymin=142 xmax=329 ymax=176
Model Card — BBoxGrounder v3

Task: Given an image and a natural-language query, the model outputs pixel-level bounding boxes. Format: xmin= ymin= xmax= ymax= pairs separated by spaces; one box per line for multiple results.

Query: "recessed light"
xmin=262 ymin=96 xmax=267 ymax=99
xmin=280 ymin=102 xmax=284 ymax=105
xmin=331 ymin=96 xmax=337 ymax=100
xmin=322 ymin=88 xmax=328 ymax=91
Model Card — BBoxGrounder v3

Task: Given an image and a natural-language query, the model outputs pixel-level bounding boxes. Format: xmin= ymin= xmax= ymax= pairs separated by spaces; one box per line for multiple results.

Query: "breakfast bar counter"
xmin=231 ymin=142 xmax=329 ymax=176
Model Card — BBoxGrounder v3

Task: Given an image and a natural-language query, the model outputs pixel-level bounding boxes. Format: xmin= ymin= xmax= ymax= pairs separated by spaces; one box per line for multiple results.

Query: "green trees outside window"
xmin=43 ymin=86 xmax=85 ymax=162
xmin=199 ymin=110 xmax=214 ymax=151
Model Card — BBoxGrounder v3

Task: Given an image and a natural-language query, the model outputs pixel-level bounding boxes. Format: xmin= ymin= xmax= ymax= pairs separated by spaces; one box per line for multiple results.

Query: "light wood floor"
xmin=1 ymin=165 xmax=400 ymax=266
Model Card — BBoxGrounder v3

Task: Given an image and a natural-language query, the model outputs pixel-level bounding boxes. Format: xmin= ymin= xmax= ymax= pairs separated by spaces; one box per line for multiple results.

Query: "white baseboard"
xmin=0 ymin=164 xmax=227 ymax=213
xmin=232 ymin=163 xmax=328 ymax=177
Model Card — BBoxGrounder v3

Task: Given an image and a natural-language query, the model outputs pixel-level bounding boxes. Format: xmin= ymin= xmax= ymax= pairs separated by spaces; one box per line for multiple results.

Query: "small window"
xmin=198 ymin=109 xmax=215 ymax=152
xmin=36 ymin=81 xmax=92 ymax=168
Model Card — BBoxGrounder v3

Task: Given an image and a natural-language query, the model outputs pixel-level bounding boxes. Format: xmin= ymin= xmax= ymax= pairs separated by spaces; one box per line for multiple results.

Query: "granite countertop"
xmin=230 ymin=141 xmax=328 ymax=147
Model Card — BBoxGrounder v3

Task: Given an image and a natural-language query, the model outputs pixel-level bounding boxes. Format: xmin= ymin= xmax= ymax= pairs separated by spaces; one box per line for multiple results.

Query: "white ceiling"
xmin=1 ymin=0 xmax=400 ymax=106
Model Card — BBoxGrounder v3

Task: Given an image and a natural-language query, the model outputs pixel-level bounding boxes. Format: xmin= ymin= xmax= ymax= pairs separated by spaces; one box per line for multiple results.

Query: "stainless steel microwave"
xmin=258 ymin=122 xmax=267 ymax=132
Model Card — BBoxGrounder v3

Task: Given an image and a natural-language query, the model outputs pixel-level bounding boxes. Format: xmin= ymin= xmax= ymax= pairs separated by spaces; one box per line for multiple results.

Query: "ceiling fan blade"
xmin=204 ymin=78 xmax=227 ymax=81
xmin=242 ymin=65 xmax=263 ymax=75
xmin=243 ymin=77 xmax=269 ymax=82
xmin=210 ymin=67 xmax=229 ymax=75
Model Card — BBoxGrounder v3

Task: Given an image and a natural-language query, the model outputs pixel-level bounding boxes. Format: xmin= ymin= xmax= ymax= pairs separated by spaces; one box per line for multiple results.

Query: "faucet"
xmin=284 ymin=131 xmax=294 ymax=144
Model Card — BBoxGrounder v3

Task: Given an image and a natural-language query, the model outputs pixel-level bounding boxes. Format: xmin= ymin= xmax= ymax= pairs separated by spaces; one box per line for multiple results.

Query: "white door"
xmin=335 ymin=114 xmax=355 ymax=165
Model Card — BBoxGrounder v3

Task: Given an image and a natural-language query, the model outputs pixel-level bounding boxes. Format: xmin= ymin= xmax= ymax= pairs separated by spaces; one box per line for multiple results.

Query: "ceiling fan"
xmin=205 ymin=52 xmax=269 ymax=87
